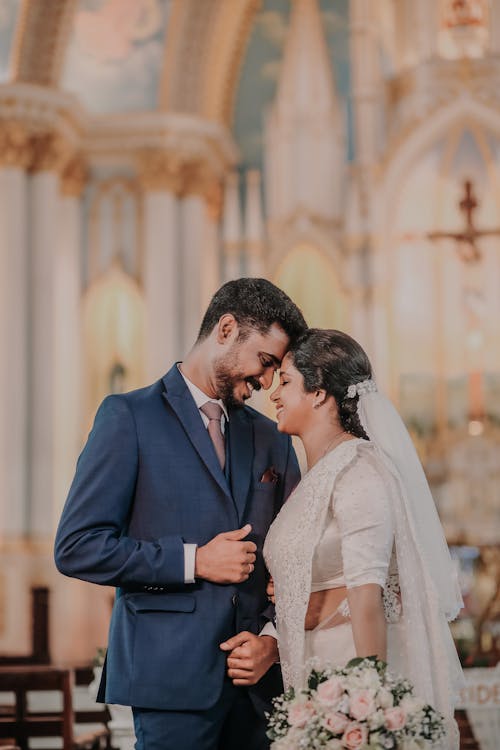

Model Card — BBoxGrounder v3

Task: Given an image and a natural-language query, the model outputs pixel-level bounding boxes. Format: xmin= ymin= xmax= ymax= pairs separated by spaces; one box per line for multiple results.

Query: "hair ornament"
xmin=346 ymin=379 xmax=377 ymax=399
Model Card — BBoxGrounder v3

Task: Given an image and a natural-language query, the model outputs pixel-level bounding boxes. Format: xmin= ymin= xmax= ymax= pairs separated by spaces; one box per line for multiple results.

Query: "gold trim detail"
xmin=12 ymin=0 xmax=78 ymax=86
xmin=136 ymin=148 xmax=223 ymax=215
xmin=0 ymin=120 xmax=33 ymax=168
xmin=202 ymin=0 xmax=261 ymax=125
xmin=30 ymin=131 xmax=72 ymax=174
xmin=61 ymin=153 xmax=88 ymax=197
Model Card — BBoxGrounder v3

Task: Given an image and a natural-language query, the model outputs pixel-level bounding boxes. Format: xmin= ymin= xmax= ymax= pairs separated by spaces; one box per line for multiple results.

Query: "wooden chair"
xmin=0 ymin=666 xmax=110 ymax=750
xmin=456 ymin=709 xmax=480 ymax=750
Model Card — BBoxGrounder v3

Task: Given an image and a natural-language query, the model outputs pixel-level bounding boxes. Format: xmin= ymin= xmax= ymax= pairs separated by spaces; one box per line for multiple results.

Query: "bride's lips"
xmin=275 ymin=406 xmax=283 ymax=419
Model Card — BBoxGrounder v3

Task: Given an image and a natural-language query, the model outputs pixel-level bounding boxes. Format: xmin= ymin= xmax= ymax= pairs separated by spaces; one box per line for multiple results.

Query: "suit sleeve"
xmin=54 ymin=395 xmax=185 ymax=587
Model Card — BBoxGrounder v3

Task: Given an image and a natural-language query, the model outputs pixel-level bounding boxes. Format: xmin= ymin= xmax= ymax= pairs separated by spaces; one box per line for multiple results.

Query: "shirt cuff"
xmin=259 ymin=621 xmax=278 ymax=639
xmin=184 ymin=543 xmax=197 ymax=583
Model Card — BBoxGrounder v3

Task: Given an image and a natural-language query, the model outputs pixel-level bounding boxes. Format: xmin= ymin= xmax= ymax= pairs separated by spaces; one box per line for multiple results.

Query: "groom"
xmin=55 ymin=278 xmax=306 ymax=750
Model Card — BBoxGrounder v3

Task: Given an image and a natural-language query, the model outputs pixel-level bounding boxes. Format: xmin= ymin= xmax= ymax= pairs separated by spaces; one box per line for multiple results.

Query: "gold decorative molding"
xmin=160 ymin=0 xmax=260 ymax=126
xmin=0 ymin=120 xmax=33 ymax=168
xmin=202 ymin=0 xmax=261 ymax=125
xmin=11 ymin=0 xmax=78 ymax=85
xmin=160 ymin=0 xmax=219 ymax=115
xmin=61 ymin=153 xmax=88 ymax=197
xmin=30 ymin=131 xmax=72 ymax=174
xmin=136 ymin=148 xmax=223 ymax=213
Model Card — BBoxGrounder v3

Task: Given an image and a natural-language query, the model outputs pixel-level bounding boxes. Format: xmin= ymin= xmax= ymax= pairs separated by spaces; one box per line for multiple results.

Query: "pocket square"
xmin=260 ymin=466 xmax=279 ymax=483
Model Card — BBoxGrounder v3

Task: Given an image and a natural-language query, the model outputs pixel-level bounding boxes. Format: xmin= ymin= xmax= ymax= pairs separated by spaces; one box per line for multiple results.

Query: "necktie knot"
xmin=200 ymin=401 xmax=224 ymax=423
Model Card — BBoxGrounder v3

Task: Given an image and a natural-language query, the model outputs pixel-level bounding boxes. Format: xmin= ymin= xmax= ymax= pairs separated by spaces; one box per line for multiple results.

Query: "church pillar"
xmin=180 ymin=193 xmax=205 ymax=348
xmin=490 ymin=3 xmax=500 ymax=54
xmin=244 ymin=169 xmax=265 ymax=278
xmin=179 ymin=164 xmax=223 ymax=350
xmin=138 ymin=152 xmax=181 ymax=380
xmin=28 ymin=133 xmax=70 ymax=538
xmin=0 ymin=123 xmax=32 ymax=538
xmin=201 ymin=191 xmax=222 ymax=313
xmin=350 ymin=0 xmax=380 ymax=189
xmin=52 ymin=156 xmax=87 ymax=526
xmin=222 ymin=171 xmax=242 ymax=281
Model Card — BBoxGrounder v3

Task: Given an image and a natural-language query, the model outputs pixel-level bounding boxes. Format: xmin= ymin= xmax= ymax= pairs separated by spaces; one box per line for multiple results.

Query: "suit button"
xmin=231 ymin=594 xmax=238 ymax=607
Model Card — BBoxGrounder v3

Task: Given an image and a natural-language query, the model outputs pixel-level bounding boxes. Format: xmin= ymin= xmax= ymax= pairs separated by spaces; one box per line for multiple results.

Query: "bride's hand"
xmin=266 ymin=576 xmax=275 ymax=604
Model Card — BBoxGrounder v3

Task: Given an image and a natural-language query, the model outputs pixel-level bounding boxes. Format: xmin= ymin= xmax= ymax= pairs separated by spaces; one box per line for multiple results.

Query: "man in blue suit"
xmin=55 ymin=278 xmax=307 ymax=750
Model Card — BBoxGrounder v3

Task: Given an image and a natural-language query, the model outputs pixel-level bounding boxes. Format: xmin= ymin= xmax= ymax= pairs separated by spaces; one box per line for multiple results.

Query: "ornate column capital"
xmin=137 ymin=148 xmax=223 ymax=217
xmin=30 ymin=131 xmax=73 ymax=174
xmin=61 ymin=153 xmax=88 ymax=197
xmin=0 ymin=120 xmax=34 ymax=169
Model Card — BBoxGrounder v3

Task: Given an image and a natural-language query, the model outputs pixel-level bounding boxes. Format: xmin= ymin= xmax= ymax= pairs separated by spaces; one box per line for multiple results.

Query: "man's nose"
xmin=259 ymin=369 xmax=275 ymax=390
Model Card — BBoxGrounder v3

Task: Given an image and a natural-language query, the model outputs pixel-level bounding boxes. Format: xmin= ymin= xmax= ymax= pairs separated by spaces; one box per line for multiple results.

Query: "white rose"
xmin=367 ymin=708 xmax=385 ymax=730
xmin=400 ymin=695 xmax=423 ymax=715
xmin=376 ymin=687 xmax=394 ymax=709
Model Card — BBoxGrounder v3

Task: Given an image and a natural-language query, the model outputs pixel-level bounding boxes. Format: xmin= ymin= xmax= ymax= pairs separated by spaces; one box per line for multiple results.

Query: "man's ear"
xmin=216 ymin=314 xmax=238 ymax=344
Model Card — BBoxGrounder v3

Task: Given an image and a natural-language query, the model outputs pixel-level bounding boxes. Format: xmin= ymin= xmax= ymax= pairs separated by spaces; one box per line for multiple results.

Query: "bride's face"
xmin=270 ymin=353 xmax=315 ymax=435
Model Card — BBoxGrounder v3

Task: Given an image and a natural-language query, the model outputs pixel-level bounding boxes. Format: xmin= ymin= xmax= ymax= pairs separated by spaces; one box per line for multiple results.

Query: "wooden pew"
xmin=0 ymin=666 xmax=110 ymax=750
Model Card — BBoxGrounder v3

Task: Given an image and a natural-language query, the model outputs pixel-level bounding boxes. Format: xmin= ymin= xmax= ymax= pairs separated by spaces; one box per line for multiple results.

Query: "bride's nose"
xmin=270 ymin=385 xmax=280 ymax=401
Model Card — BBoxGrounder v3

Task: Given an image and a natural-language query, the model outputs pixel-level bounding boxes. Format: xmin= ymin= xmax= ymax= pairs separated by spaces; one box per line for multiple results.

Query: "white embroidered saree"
xmin=263 ymin=439 xmax=463 ymax=747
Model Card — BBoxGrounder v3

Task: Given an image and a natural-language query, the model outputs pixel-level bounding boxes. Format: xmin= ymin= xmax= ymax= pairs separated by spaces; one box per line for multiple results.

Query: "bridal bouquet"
xmin=267 ymin=657 xmax=445 ymax=749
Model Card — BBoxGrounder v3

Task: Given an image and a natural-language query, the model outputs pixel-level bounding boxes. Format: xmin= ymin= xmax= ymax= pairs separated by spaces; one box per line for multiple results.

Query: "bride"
xmin=263 ymin=329 xmax=464 ymax=748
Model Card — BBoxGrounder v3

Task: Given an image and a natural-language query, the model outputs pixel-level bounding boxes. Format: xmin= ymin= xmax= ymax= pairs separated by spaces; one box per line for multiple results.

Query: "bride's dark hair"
xmin=288 ymin=329 xmax=372 ymax=439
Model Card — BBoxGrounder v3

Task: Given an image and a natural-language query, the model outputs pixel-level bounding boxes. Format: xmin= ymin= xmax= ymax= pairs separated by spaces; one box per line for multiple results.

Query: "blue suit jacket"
xmin=54 ymin=364 xmax=300 ymax=710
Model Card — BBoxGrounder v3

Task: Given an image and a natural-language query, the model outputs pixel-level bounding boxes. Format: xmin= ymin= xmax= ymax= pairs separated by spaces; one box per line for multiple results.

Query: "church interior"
xmin=0 ymin=0 xmax=499 ymax=747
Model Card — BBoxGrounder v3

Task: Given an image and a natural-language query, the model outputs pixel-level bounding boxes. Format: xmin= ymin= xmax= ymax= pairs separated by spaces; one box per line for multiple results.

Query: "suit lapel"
xmin=161 ymin=366 xmax=231 ymax=499
xmin=227 ymin=407 xmax=254 ymax=522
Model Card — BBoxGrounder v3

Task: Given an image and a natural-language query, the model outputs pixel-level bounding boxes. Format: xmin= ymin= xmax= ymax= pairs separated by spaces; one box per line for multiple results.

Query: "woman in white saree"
xmin=263 ymin=330 xmax=464 ymax=749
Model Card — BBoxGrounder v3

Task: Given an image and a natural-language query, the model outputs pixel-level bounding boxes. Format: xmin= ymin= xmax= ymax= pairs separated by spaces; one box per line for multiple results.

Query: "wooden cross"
xmin=427 ymin=179 xmax=500 ymax=263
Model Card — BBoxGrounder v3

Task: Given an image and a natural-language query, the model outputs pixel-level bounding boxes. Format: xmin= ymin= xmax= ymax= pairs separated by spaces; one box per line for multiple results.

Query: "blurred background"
xmin=0 ymin=0 xmax=499 ymax=735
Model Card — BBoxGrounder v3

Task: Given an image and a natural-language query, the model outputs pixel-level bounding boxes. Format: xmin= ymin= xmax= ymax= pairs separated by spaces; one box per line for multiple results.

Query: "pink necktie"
xmin=200 ymin=402 xmax=225 ymax=470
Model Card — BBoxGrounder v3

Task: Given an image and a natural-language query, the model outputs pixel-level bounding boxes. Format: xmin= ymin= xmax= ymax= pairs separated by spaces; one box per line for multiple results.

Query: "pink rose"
xmin=349 ymin=689 xmax=375 ymax=721
xmin=288 ymin=700 xmax=316 ymax=728
xmin=384 ymin=705 xmax=406 ymax=731
xmin=316 ymin=677 xmax=344 ymax=705
xmin=341 ymin=721 xmax=368 ymax=749
xmin=321 ymin=711 xmax=349 ymax=734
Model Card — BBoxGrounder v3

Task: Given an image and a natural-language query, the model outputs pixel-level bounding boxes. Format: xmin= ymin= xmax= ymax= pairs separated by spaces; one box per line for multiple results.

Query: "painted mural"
xmin=62 ymin=0 xmax=171 ymax=113
xmin=233 ymin=0 xmax=351 ymax=172
xmin=0 ymin=0 xmax=20 ymax=82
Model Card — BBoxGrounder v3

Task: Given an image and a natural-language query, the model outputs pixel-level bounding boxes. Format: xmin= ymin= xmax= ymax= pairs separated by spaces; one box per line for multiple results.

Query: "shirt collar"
xmin=178 ymin=364 xmax=229 ymax=422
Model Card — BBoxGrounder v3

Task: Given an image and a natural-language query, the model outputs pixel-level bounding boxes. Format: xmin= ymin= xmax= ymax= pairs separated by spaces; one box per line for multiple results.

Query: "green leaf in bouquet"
xmin=346 ymin=654 xmax=385 ymax=669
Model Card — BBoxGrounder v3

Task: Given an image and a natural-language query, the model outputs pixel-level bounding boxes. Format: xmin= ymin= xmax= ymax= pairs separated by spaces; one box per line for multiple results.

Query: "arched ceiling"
xmin=0 ymin=0 xmax=260 ymax=124
xmin=0 ymin=0 xmax=351 ymax=173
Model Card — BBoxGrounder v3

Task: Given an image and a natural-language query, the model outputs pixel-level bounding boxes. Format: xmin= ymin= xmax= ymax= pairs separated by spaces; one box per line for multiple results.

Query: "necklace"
xmin=321 ymin=430 xmax=350 ymax=457
xmin=307 ymin=430 xmax=351 ymax=471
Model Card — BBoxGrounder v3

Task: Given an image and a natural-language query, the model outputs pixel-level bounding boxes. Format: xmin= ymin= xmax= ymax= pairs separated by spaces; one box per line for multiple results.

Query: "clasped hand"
xmin=194 ymin=523 xmax=256 ymax=583
xmin=220 ymin=632 xmax=278 ymax=686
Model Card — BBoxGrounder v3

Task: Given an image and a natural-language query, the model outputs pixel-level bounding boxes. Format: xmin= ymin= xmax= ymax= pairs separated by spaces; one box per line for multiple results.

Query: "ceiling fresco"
xmin=61 ymin=0 xmax=172 ymax=114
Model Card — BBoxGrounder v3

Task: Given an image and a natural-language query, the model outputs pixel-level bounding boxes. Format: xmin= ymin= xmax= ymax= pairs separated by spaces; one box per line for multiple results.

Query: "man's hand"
xmin=220 ymin=632 xmax=279 ymax=686
xmin=195 ymin=524 xmax=256 ymax=583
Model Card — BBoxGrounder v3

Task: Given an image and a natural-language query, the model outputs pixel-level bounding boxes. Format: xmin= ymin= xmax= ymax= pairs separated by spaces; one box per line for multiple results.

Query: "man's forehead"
xmin=251 ymin=323 xmax=290 ymax=360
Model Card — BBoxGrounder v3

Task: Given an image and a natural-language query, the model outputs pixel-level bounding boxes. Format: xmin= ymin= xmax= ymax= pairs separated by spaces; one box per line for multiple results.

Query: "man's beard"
xmin=213 ymin=350 xmax=261 ymax=408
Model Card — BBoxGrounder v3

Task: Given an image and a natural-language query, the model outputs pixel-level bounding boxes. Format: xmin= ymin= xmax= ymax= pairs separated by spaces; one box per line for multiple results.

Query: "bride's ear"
xmin=312 ymin=389 xmax=328 ymax=409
